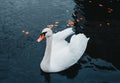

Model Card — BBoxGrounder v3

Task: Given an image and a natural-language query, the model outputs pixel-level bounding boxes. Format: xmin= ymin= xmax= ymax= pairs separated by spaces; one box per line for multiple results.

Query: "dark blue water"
xmin=0 ymin=0 xmax=120 ymax=83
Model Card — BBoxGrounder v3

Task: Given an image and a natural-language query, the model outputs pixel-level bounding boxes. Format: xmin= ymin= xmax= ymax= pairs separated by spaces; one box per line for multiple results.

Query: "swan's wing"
xmin=50 ymin=34 xmax=89 ymax=72
xmin=52 ymin=28 xmax=74 ymax=54
xmin=53 ymin=28 xmax=74 ymax=41
xmin=68 ymin=34 xmax=90 ymax=62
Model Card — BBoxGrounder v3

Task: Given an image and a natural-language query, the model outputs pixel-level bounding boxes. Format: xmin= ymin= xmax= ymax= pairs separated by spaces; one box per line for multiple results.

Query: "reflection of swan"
xmin=37 ymin=27 xmax=89 ymax=72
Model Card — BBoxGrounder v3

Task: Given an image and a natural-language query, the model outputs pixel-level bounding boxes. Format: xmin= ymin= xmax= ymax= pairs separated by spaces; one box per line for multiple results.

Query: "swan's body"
xmin=37 ymin=27 xmax=89 ymax=72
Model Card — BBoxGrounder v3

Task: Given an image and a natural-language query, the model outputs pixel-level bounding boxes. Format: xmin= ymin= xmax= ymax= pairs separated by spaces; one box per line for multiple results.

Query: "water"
xmin=73 ymin=0 xmax=120 ymax=68
xmin=0 ymin=0 xmax=120 ymax=83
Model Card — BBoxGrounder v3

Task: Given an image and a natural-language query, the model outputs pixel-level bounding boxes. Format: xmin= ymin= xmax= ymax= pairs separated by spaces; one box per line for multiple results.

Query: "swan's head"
xmin=37 ymin=28 xmax=53 ymax=42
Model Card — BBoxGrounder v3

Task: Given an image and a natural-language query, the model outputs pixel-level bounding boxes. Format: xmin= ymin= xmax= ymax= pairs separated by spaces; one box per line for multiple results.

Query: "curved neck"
xmin=46 ymin=36 xmax=52 ymax=56
xmin=42 ymin=36 xmax=52 ymax=63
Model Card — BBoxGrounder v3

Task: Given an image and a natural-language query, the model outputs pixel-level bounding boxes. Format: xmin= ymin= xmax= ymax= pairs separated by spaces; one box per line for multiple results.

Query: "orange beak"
xmin=37 ymin=34 xmax=45 ymax=42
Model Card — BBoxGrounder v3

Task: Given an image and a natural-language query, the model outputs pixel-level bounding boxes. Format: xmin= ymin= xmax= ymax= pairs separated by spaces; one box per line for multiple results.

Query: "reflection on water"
xmin=41 ymin=54 xmax=120 ymax=83
xmin=0 ymin=0 xmax=120 ymax=83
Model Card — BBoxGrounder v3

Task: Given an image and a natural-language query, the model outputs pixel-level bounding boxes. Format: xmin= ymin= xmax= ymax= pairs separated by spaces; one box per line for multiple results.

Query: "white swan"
xmin=37 ymin=27 xmax=89 ymax=73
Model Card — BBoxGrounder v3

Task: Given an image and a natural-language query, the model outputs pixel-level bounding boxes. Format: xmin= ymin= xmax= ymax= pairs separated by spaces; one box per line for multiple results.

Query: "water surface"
xmin=0 ymin=0 xmax=120 ymax=83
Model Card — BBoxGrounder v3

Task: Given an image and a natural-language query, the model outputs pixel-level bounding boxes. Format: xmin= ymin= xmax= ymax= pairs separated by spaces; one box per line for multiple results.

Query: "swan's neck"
xmin=43 ymin=36 xmax=52 ymax=63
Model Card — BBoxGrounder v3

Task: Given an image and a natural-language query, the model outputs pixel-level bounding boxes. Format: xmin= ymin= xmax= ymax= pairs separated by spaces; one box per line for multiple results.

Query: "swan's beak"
xmin=37 ymin=33 xmax=45 ymax=42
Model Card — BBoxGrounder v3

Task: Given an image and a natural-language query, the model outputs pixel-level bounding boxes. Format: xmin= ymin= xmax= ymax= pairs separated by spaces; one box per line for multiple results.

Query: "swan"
xmin=37 ymin=27 xmax=89 ymax=73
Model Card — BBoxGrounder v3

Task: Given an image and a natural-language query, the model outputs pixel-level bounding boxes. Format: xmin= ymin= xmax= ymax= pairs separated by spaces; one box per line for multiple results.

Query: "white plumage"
xmin=37 ymin=27 xmax=89 ymax=72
